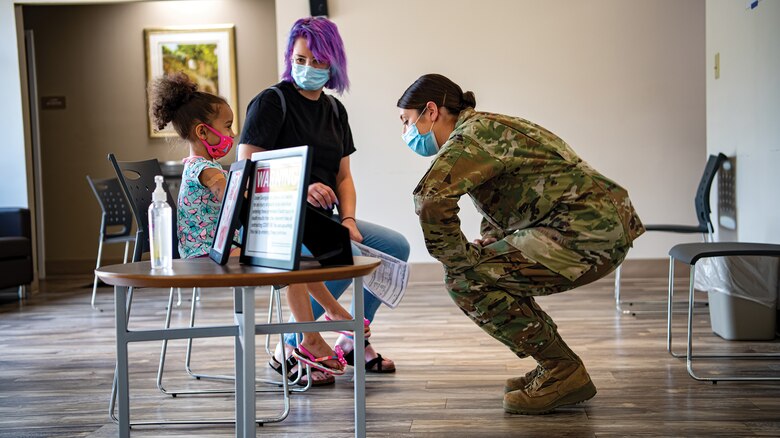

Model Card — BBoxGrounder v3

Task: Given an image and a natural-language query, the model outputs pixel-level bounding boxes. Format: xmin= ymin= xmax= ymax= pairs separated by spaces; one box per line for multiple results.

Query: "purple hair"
xmin=282 ymin=17 xmax=349 ymax=94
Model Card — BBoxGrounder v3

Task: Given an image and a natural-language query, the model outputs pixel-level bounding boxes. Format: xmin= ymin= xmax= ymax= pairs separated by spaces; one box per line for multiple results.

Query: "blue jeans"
xmin=283 ymin=219 xmax=410 ymax=346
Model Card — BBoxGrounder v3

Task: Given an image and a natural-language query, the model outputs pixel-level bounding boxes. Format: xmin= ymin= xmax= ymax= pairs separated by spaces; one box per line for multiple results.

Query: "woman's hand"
xmin=341 ymin=218 xmax=363 ymax=243
xmin=307 ymin=182 xmax=338 ymax=209
xmin=473 ymin=237 xmax=497 ymax=246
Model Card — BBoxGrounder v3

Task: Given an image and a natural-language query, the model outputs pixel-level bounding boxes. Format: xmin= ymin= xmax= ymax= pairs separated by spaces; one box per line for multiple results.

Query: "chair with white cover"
xmin=614 ymin=153 xmax=727 ymax=315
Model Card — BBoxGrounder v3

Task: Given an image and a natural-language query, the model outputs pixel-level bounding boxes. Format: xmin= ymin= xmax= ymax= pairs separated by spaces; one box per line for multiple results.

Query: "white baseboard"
xmin=407 ymin=258 xmax=685 ymax=285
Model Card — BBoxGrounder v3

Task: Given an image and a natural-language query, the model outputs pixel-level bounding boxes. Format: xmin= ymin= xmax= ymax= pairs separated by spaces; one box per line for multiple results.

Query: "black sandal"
xmin=269 ymin=356 xmax=299 ymax=380
xmin=342 ymin=340 xmax=396 ymax=373
xmin=269 ymin=355 xmax=336 ymax=386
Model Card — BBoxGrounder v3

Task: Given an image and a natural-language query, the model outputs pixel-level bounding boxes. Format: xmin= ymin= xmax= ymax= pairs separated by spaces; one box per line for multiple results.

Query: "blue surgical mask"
xmin=292 ymin=63 xmax=330 ymax=90
xmin=401 ymin=110 xmax=439 ymax=157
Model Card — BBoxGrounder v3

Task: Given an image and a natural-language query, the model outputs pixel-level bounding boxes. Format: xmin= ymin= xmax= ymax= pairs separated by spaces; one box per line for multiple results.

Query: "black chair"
xmin=666 ymin=242 xmax=780 ymax=382
xmin=615 ymin=153 xmax=728 ymax=315
xmin=107 ymin=154 xmax=184 ymax=424
xmin=108 ymin=154 xmax=180 ymax=263
xmin=86 ymin=176 xmax=136 ymax=310
xmin=109 ymin=155 xmax=217 ymax=399
xmin=107 ymin=155 xmax=182 ymax=312
xmin=0 ymin=208 xmax=33 ymax=301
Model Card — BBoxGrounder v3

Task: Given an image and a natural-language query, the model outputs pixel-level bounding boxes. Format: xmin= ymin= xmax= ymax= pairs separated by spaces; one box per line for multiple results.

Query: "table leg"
xmin=233 ymin=288 xmax=244 ymax=437
xmin=114 ymin=286 xmax=130 ymax=438
xmin=240 ymin=286 xmax=256 ymax=436
xmin=353 ymin=277 xmax=366 ymax=438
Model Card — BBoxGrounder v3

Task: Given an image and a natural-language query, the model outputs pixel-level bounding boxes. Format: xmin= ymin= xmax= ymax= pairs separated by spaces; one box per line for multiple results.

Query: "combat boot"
xmin=504 ymin=365 xmax=542 ymax=393
xmin=503 ymin=337 xmax=596 ymax=415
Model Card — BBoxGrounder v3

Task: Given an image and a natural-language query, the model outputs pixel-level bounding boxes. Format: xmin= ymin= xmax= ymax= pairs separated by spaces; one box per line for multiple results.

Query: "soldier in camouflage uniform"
xmin=397 ymin=74 xmax=644 ymax=415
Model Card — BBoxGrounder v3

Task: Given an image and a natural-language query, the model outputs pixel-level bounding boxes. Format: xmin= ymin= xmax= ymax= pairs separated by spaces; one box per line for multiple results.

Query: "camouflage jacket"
xmin=413 ymin=108 xmax=645 ymax=281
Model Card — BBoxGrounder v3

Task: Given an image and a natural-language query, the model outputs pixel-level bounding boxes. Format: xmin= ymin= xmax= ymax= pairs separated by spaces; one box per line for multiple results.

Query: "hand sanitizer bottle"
xmin=148 ymin=175 xmax=172 ymax=270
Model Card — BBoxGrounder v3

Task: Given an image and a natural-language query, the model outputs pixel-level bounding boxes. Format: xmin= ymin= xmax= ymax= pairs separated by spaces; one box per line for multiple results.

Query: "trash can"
xmin=695 ymin=255 xmax=779 ymax=341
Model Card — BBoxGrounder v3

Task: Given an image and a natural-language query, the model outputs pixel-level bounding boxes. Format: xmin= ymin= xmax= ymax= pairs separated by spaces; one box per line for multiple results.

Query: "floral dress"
xmin=177 ymin=156 xmax=225 ymax=259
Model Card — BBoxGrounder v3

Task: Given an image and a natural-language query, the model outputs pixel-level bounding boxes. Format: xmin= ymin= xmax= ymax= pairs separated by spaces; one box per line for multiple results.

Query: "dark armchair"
xmin=0 ymin=208 xmax=34 ymax=301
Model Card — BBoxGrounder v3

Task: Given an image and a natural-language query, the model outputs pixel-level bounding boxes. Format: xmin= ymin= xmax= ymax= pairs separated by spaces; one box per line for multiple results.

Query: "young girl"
xmin=148 ymin=72 xmax=363 ymax=376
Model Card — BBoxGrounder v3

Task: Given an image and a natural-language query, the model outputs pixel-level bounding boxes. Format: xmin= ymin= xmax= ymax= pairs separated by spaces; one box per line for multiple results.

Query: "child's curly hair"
xmin=148 ymin=72 xmax=226 ymax=139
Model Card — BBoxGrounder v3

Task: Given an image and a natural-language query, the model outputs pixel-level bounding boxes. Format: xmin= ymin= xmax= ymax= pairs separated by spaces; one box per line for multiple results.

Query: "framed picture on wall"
xmin=144 ymin=24 xmax=238 ymax=138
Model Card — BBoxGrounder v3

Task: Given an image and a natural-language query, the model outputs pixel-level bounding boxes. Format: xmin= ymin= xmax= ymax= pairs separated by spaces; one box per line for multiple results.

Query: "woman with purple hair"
xmin=238 ymin=17 xmax=409 ymax=386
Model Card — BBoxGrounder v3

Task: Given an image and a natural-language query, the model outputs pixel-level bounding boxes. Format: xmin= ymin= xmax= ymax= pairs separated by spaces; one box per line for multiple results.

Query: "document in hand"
xmin=352 ymin=242 xmax=409 ymax=309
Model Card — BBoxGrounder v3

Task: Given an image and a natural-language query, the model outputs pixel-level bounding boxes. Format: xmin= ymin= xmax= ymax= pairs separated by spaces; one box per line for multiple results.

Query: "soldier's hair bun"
xmin=397 ymin=73 xmax=476 ymax=116
xmin=461 ymin=91 xmax=476 ymax=109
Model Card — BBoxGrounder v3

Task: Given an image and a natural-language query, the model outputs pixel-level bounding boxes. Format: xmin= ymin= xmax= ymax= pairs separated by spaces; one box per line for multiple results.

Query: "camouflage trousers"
xmin=445 ymin=244 xmax=626 ymax=359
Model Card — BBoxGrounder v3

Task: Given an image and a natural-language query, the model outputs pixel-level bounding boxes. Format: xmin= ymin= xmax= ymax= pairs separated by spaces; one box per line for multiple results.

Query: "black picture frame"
xmin=209 ymin=159 xmax=251 ymax=265
xmin=240 ymin=146 xmax=312 ymax=270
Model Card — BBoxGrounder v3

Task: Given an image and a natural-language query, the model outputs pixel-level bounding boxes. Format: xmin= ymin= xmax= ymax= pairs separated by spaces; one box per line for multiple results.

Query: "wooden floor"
xmin=1 ymin=273 xmax=780 ymax=437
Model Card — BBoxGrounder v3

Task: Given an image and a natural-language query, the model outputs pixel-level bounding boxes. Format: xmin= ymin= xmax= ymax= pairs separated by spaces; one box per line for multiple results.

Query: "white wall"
xmin=1 ymin=1 xmax=28 ymax=209
xmin=1 ymin=0 xmax=709 ymax=268
xmin=706 ymin=0 xmax=780 ymax=243
xmin=277 ymin=0 xmax=707 ymax=263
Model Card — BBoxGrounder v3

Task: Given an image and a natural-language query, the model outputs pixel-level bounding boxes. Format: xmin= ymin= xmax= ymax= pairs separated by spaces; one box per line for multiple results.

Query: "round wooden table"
xmin=97 ymin=256 xmax=380 ymax=438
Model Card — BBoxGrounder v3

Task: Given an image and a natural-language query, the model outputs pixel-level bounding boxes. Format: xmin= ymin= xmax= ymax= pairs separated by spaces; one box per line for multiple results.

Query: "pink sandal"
xmin=292 ymin=344 xmax=347 ymax=375
xmin=324 ymin=315 xmax=371 ymax=339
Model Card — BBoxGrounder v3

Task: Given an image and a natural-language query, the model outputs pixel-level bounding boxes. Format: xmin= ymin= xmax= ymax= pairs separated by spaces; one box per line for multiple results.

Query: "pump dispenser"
xmin=148 ymin=175 xmax=172 ymax=269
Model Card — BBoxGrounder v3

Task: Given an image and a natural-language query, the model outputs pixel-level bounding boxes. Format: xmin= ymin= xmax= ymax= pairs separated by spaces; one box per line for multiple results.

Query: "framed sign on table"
xmin=240 ymin=146 xmax=312 ymax=270
xmin=209 ymin=159 xmax=251 ymax=265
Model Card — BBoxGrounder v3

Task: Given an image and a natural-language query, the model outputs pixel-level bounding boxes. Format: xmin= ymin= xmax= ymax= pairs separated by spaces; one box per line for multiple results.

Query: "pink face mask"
xmin=198 ymin=123 xmax=234 ymax=159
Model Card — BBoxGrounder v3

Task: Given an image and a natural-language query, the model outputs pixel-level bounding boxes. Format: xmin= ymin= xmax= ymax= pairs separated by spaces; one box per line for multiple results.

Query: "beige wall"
xmin=706 ymin=0 xmax=780 ymax=243
xmin=277 ymin=0 xmax=707 ymax=263
xmin=23 ymin=0 xmax=277 ymax=273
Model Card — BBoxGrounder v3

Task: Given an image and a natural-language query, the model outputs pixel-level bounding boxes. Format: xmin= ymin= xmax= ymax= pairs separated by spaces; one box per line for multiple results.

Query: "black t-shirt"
xmin=239 ymin=80 xmax=356 ymax=213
